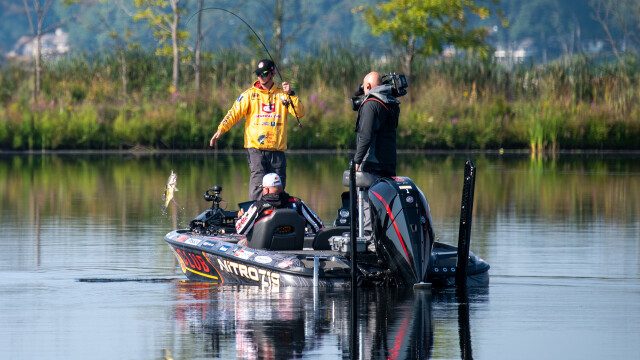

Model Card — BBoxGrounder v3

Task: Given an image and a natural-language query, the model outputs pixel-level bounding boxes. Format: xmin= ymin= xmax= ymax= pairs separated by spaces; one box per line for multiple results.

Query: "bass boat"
xmin=164 ymin=160 xmax=489 ymax=288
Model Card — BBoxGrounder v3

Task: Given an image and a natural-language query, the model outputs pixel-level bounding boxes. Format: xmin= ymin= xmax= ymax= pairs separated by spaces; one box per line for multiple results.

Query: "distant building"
xmin=494 ymin=39 xmax=534 ymax=65
xmin=6 ymin=28 xmax=69 ymax=61
xmin=583 ymin=40 xmax=604 ymax=55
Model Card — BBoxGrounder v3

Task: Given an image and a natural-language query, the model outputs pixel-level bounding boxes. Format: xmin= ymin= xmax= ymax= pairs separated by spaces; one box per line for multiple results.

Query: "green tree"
xmin=133 ymin=0 xmax=188 ymax=92
xmin=357 ymin=0 xmax=504 ymax=86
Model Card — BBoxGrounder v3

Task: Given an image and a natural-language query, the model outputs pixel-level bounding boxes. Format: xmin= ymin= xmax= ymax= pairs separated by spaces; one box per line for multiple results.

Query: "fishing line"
xmin=187 ymin=7 xmax=303 ymax=127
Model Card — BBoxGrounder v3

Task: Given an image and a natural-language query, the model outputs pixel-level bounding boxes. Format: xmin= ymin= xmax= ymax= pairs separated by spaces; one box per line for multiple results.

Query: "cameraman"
xmin=354 ymin=72 xmax=401 ymax=177
xmin=353 ymin=72 xmax=401 ymax=247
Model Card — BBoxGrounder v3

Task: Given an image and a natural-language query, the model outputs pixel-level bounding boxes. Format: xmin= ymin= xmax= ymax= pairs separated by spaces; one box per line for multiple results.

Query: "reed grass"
xmin=1 ymin=48 xmax=639 ymax=150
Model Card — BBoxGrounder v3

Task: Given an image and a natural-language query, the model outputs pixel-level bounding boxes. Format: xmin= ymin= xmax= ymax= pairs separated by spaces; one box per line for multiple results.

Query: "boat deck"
xmin=275 ymin=249 xmax=352 ymax=271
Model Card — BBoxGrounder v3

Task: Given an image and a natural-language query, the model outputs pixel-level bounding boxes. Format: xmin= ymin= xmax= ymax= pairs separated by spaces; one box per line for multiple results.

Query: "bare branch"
xmin=23 ymin=0 xmax=35 ymax=35
xmin=591 ymin=0 xmax=621 ymax=61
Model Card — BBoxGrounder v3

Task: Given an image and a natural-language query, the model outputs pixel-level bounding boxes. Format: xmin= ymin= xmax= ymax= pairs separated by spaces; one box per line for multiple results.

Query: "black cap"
xmin=254 ymin=59 xmax=275 ymax=75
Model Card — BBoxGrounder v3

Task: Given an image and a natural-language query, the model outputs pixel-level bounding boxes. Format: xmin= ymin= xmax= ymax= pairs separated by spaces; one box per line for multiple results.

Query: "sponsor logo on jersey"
xmin=261 ymin=102 xmax=275 ymax=113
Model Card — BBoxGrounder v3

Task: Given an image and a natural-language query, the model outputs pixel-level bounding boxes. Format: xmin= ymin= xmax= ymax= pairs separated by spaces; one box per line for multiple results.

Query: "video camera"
xmin=350 ymin=73 xmax=408 ymax=111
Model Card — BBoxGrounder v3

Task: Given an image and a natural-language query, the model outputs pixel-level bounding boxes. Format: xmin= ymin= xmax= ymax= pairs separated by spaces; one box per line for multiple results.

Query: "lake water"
xmin=1 ymin=152 xmax=639 ymax=359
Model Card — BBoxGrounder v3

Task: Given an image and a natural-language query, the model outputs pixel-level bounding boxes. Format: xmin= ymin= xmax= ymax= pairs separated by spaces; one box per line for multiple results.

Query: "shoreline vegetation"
xmin=1 ymin=46 xmax=639 ymax=152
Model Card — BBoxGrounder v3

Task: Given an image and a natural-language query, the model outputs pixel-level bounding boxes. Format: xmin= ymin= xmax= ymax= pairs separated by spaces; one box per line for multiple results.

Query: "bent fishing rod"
xmin=187 ymin=7 xmax=303 ymax=127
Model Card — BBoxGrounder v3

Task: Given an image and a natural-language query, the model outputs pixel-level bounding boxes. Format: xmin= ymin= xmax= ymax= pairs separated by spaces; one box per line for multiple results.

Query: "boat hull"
xmin=166 ymin=230 xmax=351 ymax=288
xmin=165 ymin=230 xmax=489 ymax=288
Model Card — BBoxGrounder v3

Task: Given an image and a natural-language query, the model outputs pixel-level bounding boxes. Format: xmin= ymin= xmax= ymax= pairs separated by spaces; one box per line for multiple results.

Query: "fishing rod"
xmin=187 ymin=7 xmax=303 ymax=127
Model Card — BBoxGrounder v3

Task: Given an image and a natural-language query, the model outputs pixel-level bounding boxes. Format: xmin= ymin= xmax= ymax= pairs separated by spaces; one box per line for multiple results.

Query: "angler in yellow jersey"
xmin=209 ymin=59 xmax=305 ymax=201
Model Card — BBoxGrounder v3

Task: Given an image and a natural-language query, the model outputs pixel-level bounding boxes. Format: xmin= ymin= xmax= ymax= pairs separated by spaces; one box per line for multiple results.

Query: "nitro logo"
xmin=261 ymin=102 xmax=275 ymax=113
xmin=217 ymin=258 xmax=280 ymax=288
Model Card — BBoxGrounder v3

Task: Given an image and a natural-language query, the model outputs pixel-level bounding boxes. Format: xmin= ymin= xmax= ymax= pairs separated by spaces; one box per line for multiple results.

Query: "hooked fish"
xmin=162 ymin=170 xmax=178 ymax=213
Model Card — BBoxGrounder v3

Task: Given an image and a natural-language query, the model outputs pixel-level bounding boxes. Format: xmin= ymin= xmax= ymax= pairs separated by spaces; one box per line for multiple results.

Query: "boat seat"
xmin=342 ymin=170 xmax=379 ymax=188
xmin=247 ymin=209 xmax=306 ymax=251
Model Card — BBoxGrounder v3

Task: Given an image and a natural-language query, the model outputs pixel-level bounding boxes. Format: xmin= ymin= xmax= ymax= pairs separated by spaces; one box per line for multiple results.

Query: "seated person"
xmin=236 ymin=173 xmax=323 ymax=246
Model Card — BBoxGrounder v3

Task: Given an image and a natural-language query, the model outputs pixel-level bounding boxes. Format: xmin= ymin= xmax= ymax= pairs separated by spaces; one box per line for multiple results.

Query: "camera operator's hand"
xmin=282 ymin=82 xmax=291 ymax=95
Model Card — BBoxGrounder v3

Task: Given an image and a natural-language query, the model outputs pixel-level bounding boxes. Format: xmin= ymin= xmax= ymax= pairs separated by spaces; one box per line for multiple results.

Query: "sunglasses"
xmin=258 ymin=70 xmax=271 ymax=78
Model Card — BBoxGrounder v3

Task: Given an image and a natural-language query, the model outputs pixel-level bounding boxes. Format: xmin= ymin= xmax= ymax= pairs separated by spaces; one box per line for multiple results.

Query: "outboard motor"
xmin=368 ymin=177 xmax=435 ymax=286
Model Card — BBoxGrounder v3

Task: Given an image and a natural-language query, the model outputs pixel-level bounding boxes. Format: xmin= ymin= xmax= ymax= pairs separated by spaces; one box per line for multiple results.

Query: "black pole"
xmin=349 ymin=160 xmax=358 ymax=286
xmin=457 ymin=286 xmax=473 ymax=360
xmin=349 ymin=159 xmax=358 ymax=359
xmin=455 ymin=159 xmax=476 ymax=287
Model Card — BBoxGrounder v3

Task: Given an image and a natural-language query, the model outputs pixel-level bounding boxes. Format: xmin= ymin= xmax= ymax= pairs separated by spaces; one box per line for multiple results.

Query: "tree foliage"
xmin=357 ymin=0 xmax=504 ymax=92
xmin=363 ymin=0 xmax=501 ymax=56
xmin=133 ymin=0 xmax=188 ymax=90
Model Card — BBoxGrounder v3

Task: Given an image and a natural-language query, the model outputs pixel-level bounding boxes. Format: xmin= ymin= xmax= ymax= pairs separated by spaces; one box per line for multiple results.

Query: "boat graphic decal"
xmin=202 ymin=251 xmax=224 ymax=283
xmin=276 ymin=260 xmax=293 ymax=269
xmin=370 ymin=190 xmax=411 ymax=262
xmin=170 ymin=246 xmax=219 ymax=281
xmin=254 ymin=256 xmax=273 ymax=264
xmin=175 ymin=235 xmax=190 ymax=243
xmin=201 ymin=241 xmax=216 ymax=248
xmin=235 ymin=249 xmax=254 ymax=260
xmin=184 ymin=237 xmax=201 ymax=246
xmin=216 ymin=257 xmax=280 ymax=288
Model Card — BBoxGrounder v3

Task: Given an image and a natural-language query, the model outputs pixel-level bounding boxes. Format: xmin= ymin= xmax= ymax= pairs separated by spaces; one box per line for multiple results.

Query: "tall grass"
xmin=1 ymin=48 xmax=639 ymax=150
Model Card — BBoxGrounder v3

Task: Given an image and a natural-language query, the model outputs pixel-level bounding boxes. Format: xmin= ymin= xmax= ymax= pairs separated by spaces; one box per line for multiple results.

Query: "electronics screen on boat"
xmin=238 ymin=201 xmax=255 ymax=213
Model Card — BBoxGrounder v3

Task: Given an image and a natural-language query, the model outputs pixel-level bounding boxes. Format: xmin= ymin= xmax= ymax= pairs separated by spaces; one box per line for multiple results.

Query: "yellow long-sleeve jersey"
xmin=217 ymin=81 xmax=305 ymax=151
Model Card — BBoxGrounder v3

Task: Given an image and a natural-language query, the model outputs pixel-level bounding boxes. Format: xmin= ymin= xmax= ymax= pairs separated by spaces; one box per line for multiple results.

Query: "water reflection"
xmin=2 ymin=153 xmax=638 ymax=359
xmin=2 ymin=152 xmax=639 ymax=232
xmin=357 ymin=288 xmax=433 ymax=360
xmin=173 ymin=283 xmax=342 ymax=359
xmin=171 ymin=282 xmax=486 ymax=360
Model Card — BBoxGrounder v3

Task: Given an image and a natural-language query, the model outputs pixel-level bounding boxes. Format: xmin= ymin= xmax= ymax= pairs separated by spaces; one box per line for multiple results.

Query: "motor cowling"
xmin=368 ymin=177 xmax=434 ymax=286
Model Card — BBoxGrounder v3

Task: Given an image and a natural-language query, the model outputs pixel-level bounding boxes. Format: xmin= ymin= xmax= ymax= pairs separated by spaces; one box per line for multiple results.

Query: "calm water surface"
xmin=1 ymin=152 xmax=639 ymax=359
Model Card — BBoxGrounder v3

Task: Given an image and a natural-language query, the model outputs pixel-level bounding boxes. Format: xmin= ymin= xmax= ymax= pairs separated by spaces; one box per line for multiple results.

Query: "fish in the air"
xmin=162 ymin=170 xmax=178 ymax=212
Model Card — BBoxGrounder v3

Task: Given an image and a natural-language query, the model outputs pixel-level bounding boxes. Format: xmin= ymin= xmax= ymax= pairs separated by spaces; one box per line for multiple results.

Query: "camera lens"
xmin=350 ymin=96 xmax=363 ymax=111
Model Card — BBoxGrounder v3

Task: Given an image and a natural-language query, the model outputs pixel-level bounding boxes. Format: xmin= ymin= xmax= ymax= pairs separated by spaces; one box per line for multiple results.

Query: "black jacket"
xmin=354 ymin=84 xmax=400 ymax=177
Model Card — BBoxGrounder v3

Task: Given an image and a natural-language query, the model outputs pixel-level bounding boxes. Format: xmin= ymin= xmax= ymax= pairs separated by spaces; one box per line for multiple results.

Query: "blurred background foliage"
xmin=1 ymin=48 xmax=639 ymax=150
xmin=1 ymin=0 xmax=639 ymax=151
